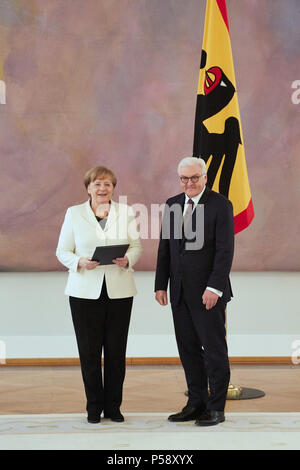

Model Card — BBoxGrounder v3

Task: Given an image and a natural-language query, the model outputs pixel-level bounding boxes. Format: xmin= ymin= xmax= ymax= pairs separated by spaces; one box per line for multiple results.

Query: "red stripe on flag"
xmin=234 ymin=199 xmax=254 ymax=234
xmin=216 ymin=0 xmax=230 ymax=32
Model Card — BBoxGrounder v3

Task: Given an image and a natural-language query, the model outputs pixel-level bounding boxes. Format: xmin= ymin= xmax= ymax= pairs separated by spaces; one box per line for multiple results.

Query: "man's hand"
xmin=202 ymin=289 xmax=219 ymax=310
xmin=155 ymin=290 xmax=168 ymax=306
xmin=78 ymin=257 xmax=100 ymax=270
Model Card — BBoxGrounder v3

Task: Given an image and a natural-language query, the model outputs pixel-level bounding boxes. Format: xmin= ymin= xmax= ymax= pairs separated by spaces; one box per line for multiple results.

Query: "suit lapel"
xmin=83 ymin=199 xmax=119 ymax=233
xmin=198 ymin=185 xmax=210 ymax=205
xmin=181 ymin=186 xmax=211 ymax=247
xmin=175 ymin=193 xmax=185 ymax=249
xmin=104 ymin=200 xmax=119 ymax=232
xmin=190 ymin=186 xmax=210 ymax=225
xmin=84 ymin=200 xmax=100 ymax=228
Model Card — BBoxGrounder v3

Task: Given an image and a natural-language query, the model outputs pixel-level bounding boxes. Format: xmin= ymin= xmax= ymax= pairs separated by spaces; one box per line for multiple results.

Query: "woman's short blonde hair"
xmin=84 ymin=166 xmax=117 ymax=189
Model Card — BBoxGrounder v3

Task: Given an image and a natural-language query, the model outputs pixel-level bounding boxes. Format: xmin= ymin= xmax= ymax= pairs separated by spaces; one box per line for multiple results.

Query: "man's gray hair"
xmin=177 ymin=157 xmax=207 ymax=175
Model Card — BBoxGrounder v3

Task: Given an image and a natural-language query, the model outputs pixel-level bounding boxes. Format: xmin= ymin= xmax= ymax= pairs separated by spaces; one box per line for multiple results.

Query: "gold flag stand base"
xmin=226 ymin=383 xmax=265 ymax=400
xmin=182 ymin=309 xmax=266 ymax=400
xmin=227 ymin=383 xmax=243 ymax=399
xmin=184 ymin=384 xmax=265 ymax=400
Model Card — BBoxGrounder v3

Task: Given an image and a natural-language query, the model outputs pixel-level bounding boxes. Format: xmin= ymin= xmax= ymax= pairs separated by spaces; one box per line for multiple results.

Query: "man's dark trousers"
xmin=171 ymin=285 xmax=230 ymax=412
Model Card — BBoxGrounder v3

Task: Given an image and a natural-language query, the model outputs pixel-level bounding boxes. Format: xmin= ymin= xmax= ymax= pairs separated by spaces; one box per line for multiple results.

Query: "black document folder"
xmin=91 ymin=244 xmax=130 ymax=265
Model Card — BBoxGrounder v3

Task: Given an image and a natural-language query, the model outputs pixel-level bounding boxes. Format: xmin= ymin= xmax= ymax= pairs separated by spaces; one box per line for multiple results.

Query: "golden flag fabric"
xmin=193 ymin=0 xmax=254 ymax=234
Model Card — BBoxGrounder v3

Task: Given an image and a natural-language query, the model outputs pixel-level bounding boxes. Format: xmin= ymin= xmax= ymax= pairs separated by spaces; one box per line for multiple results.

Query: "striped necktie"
xmin=183 ymin=198 xmax=194 ymax=228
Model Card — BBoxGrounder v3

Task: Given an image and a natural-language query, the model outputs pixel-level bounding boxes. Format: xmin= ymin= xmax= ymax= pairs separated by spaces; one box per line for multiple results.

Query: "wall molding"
xmin=1 ymin=334 xmax=299 ymax=359
xmin=0 ymin=356 xmax=293 ymax=367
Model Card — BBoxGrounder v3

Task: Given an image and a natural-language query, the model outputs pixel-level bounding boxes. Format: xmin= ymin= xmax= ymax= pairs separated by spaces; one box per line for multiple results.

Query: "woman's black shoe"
xmin=104 ymin=411 xmax=124 ymax=422
xmin=87 ymin=414 xmax=101 ymax=424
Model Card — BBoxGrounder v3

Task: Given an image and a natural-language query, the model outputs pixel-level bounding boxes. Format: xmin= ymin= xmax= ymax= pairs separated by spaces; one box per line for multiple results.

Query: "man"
xmin=155 ymin=157 xmax=234 ymax=426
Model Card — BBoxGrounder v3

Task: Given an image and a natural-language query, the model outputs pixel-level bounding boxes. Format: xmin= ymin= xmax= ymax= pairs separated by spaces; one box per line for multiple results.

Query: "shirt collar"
xmin=184 ymin=186 xmax=206 ymax=206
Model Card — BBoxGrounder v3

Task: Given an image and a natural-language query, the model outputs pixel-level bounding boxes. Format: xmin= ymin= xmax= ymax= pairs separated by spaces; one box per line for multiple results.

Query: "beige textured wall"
xmin=0 ymin=0 xmax=299 ymax=271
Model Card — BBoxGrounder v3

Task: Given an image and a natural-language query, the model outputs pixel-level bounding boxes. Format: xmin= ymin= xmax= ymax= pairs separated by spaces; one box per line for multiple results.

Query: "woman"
xmin=56 ymin=166 xmax=142 ymax=424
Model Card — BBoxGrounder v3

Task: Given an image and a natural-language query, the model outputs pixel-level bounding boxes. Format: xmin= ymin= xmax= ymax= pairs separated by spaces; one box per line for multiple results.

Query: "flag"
xmin=193 ymin=0 xmax=254 ymax=234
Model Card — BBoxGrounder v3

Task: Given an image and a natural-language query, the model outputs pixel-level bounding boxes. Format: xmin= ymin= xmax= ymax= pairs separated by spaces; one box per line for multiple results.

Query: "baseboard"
xmin=0 ymin=356 xmax=293 ymax=367
xmin=1 ymin=334 xmax=298 ymax=358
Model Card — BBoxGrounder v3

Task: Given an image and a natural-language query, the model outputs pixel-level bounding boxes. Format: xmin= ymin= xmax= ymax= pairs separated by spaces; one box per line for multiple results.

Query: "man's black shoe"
xmin=195 ymin=410 xmax=225 ymax=426
xmin=104 ymin=411 xmax=124 ymax=422
xmin=168 ymin=405 xmax=204 ymax=422
xmin=87 ymin=414 xmax=101 ymax=424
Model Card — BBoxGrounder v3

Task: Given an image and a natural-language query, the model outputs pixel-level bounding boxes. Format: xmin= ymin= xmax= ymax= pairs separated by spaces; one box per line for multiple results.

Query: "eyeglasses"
xmin=180 ymin=174 xmax=206 ymax=184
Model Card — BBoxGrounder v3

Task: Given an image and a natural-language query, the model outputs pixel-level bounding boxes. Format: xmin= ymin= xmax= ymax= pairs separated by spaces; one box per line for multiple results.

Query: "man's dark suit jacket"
xmin=155 ymin=187 xmax=234 ymax=308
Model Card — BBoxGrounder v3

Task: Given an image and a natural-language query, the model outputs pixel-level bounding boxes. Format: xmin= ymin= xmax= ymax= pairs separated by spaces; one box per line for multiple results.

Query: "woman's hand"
xmin=112 ymin=256 xmax=129 ymax=268
xmin=78 ymin=257 xmax=100 ymax=270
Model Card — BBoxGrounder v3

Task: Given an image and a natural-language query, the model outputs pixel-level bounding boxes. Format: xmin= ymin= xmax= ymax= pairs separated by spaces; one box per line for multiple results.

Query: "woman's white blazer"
xmin=56 ymin=200 xmax=142 ymax=299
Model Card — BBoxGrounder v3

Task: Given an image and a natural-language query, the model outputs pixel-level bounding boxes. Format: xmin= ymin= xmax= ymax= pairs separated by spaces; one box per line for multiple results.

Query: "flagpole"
xmin=225 ymin=307 xmax=265 ymax=400
xmin=188 ymin=0 xmax=264 ymax=401
xmin=225 ymin=307 xmax=242 ymax=399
